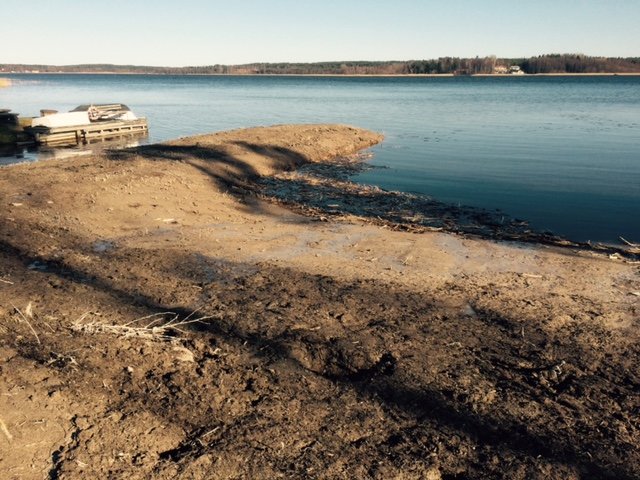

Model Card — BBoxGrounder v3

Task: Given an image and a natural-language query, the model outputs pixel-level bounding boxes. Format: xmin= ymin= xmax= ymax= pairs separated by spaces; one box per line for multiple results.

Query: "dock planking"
xmin=28 ymin=118 xmax=148 ymax=145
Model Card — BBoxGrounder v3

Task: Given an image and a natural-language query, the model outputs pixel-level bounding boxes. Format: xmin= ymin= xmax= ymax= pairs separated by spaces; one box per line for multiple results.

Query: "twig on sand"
xmin=71 ymin=311 xmax=215 ymax=341
xmin=0 ymin=278 xmax=14 ymax=285
xmin=619 ymin=236 xmax=639 ymax=248
xmin=521 ymin=273 xmax=543 ymax=279
xmin=11 ymin=302 xmax=41 ymax=345
xmin=0 ymin=418 xmax=13 ymax=442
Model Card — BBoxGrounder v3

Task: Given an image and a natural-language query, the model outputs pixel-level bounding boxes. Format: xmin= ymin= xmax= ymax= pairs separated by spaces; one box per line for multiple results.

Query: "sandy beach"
xmin=1 ymin=125 xmax=639 ymax=479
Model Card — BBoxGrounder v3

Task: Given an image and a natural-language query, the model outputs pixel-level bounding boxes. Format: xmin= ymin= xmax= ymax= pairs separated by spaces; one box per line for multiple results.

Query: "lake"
xmin=1 ymin=74 xmax=639 ymax=244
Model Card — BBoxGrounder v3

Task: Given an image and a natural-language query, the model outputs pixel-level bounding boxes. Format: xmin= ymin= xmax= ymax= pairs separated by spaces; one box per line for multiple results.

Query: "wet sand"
xmin=1 ymin=124 xmax=639 ymax=479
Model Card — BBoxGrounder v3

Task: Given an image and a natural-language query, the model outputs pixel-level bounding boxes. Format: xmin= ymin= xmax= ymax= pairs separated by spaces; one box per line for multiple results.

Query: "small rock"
xmin=425 ymin=467 xmax=442 ymax=480
xmin=109 ymin=412 xmax=124 ymax=422
xmin=173 ymin=346 xmax=195 ymax=363
xmin=461 ymin=304 xmax=477 ymax=317
xmin=75 ymin=416 xmax=91 ymax=429
xmin=48 ymin=390 xmax=61 ymax=400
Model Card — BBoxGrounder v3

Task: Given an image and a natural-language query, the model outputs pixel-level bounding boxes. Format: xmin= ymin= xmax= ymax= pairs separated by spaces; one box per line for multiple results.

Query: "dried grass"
xmin=0 ymin=418 xmax=13 ymax=442
xmin=71 ymin=310 xmax=214 ymax=341
xmin=11 ymin=302 xmax=40 ymax=344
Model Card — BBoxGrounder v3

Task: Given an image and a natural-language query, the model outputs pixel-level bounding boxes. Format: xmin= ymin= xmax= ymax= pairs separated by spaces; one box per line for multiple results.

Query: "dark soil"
xmin=1 ymin=125 xmax=638 ymax=479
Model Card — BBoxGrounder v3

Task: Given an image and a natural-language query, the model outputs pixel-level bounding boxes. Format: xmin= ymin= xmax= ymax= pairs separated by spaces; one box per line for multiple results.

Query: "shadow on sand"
xmin=110 ymin=141 xmax=639 ymax=259
xmin=1 ymin=215 xmax=637 ymax=479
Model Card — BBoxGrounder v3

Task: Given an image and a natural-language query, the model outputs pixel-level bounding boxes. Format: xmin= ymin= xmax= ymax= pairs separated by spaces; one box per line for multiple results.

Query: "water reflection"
xmin=0 ymin=131 xmax=148 ymax=165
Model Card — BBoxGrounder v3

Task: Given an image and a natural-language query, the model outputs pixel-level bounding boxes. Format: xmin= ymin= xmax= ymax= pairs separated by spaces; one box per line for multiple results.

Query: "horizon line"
xmin=2 ymin=53 xmax=640 ymax=70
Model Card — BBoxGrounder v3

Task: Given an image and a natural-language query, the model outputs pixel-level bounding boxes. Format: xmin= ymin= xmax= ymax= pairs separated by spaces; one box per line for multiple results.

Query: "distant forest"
xmin=2 ymin=55 xmax=639 ymax=75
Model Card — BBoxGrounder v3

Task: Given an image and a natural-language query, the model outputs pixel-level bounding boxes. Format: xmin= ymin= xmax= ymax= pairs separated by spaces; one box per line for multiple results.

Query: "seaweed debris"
xmin=258 ymin=156 xmax=639 ymax=260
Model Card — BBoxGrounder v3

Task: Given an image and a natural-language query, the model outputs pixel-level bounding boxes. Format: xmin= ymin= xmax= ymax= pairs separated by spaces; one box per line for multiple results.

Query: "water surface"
xmin=1 ymin=74 xmax=638 ymax=243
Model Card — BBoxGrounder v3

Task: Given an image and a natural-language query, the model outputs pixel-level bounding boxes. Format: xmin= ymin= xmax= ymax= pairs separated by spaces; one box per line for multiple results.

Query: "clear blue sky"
xmin=3 ymin=0 xmax=638 ymax=66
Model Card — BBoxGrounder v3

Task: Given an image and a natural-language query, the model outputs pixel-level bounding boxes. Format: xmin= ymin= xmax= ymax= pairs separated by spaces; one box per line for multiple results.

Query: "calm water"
xmin=1 ymin=74 xmax=639 ymax=243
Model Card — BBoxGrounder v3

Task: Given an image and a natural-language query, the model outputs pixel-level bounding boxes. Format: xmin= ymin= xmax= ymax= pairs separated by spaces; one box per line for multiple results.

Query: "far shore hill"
xmin=2 ymin=54 xmax=640 ymax=75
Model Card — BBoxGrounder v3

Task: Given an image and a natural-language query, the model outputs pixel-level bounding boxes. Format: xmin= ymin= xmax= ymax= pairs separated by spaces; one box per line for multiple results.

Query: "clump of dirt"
xmin=0 ymin=124 xmax=638 ymax=479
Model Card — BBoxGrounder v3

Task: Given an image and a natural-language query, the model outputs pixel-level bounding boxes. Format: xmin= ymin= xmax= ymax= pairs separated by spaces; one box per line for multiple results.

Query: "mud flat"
xmin=0 ymin=124 xmax=639 ymax=479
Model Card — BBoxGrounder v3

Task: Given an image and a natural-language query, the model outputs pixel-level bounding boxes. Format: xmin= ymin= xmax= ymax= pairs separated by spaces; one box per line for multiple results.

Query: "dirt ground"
xmin=0 ymin=124 xmax=639 ymax=480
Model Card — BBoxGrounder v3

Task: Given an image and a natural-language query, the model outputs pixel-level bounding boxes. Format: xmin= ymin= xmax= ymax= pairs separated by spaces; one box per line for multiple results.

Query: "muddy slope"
xmin=0 ymin=124 xmax=638 ymax=480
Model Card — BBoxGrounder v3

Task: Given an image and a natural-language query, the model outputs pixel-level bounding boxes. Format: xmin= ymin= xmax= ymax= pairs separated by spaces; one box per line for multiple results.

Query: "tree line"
xmin=2 ymin=55 xmax=639 ymax=75
xmin=520 ymin=54 xmax=640 ymax=74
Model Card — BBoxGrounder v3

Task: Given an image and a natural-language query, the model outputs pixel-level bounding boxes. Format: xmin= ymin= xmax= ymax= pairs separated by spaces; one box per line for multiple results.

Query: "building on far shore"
xmin=493 ymin=65 xmax=509 ymax=74
xmin=509 ymin=65 xmax=525 ymax=75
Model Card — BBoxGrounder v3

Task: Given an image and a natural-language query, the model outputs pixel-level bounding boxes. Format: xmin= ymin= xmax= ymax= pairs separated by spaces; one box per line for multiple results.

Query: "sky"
xmin=2 ymin=0 xmax=638 ymax=66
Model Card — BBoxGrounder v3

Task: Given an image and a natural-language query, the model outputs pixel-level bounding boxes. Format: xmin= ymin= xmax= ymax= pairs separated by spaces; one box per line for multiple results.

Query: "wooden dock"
xmin=27 ymin=118 xmax=148 ymax=145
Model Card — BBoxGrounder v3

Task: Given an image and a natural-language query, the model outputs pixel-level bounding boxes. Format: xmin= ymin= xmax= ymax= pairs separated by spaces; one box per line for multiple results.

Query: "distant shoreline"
xmin=3 ymin=72 xmax=640 ymax=78
xmin=4 ymin=55 xmax=639 ymax=77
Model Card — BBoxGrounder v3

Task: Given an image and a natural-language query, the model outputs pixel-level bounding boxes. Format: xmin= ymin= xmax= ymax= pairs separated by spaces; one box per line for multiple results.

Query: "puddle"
xmin=93 ymin=240 xmax=116 ymax=253
xmin=27 ymin=261 xmax=48 ymax=271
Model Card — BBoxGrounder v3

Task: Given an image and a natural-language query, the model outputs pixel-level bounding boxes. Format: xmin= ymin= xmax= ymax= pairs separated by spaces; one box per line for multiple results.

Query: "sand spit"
xmin=1 ymin=124 xmax=639 ymax=479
